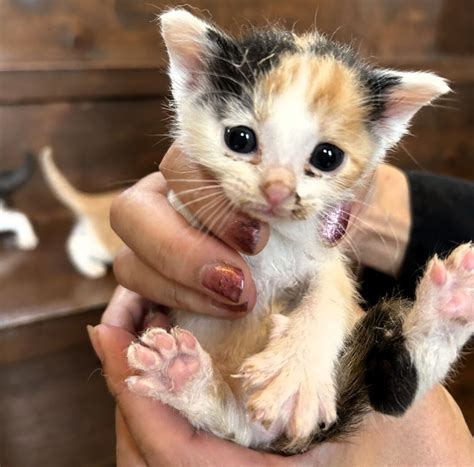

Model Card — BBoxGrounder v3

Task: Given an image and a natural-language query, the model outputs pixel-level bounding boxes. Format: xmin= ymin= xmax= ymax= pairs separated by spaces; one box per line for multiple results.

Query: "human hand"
xmin=341 ymin=164 xmax=412 ymax=277
xmin=89 ymin=287 xmax=474 ymax=466
xmin=111 ymin=144 xmax=270 ymax=319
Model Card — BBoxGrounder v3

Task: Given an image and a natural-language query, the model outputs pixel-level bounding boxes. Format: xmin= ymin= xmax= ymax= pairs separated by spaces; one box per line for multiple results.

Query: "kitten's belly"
xmin=174 ymin=242 xmax=320 ymax=377
xmin=174 ymin=300 xmax=273 ymax=377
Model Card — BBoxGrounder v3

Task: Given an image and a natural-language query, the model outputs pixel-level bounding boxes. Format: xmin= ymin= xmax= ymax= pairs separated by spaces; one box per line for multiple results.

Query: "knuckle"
xmin=152 ymin=234 xmax=182 ymax=275
xmin=169 ymin=283 xmax=187 ymax=310
xmin=110 ymin=189 xmax=132 ymax=233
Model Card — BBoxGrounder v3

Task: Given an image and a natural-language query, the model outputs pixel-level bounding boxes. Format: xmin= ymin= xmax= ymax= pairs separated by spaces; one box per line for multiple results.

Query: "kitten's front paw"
xmin=127 ymin=327 xmax=209 ymax=403
xmin=239 ymin=316 xmax=337 ymax=450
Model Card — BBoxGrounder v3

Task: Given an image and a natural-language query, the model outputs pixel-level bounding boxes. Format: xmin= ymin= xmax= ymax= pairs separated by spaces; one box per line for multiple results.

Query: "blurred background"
xmin=0 ymin=0 xmax=472 ymax=465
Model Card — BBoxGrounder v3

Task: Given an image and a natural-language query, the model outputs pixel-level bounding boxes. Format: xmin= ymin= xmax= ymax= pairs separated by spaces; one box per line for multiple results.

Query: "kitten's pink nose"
xmin=262 ymin=182 xmax=294 ymax=207
xmin=261 ymin=167 xmax=295 ymax=207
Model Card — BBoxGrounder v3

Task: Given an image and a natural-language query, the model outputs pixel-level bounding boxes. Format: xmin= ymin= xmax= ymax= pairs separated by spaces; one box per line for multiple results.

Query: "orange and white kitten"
xmin=127 ymin=10 xmax=473 ymax=454
xmin=39 ymin=147 xmax=122 ymax=278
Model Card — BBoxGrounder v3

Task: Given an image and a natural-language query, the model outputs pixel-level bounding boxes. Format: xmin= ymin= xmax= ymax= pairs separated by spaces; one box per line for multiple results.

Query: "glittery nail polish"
xmin=226 ymin=217 xmax=261 ymax=254
xmin=200 ymin=263 xmax=245 ymax=303
xmin=320 ymin=202 xmax=351 ymax=245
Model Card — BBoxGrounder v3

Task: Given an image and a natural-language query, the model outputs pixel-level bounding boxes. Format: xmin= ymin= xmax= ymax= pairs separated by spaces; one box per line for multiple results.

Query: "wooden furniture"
xmin=1 ymin=1 xmax=472 ymax=465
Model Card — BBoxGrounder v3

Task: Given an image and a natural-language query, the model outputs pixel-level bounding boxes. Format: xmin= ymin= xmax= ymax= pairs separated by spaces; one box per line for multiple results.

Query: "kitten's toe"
xmin=127 ymin=327 xmax=204 ymax=397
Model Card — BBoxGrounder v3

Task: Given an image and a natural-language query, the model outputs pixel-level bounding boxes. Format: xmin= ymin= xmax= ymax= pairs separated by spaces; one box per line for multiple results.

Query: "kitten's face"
xmin=162 ymin=10 xmax=449 ymax=224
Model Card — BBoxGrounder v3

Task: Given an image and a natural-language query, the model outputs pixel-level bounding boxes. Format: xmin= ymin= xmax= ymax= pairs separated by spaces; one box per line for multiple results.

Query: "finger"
xmin=114 ymin=248 xmax=249 ymax=319
xmin=116 ymin=408 xmax=147 ymax=467
xmin=111 ymin=173 xmax=256 ymax=307
xmin=100 ymin=286 xmax=153 ymax=332
xmin=95 ymin=324 xmax=285 ymax=466
xmin=160 ymin=143 xmax=269 ymax=255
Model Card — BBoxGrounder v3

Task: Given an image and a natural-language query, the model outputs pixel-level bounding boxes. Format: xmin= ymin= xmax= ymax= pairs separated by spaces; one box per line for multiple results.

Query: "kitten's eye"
xmin=224 ymin=126 xmax=257 ymax=154
xmin=310 ymin=143 xmax=344 ymax=172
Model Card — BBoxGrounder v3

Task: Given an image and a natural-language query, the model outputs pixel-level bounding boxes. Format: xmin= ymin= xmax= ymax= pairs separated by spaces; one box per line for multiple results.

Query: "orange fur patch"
xmin=255 ymin=53 xmax=374 ymax=188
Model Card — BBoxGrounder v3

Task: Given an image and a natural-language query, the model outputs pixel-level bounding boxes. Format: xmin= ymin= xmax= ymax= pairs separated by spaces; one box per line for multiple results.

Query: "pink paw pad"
xmin=423 ymin=244 xmax=474 ymax=323
xmin=127 ymin=327 xmax=202 ymax=396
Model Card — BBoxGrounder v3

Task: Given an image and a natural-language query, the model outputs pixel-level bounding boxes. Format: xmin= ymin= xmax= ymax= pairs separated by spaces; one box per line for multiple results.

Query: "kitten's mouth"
xmin=244 ymin=203 xmax=295 ymax=221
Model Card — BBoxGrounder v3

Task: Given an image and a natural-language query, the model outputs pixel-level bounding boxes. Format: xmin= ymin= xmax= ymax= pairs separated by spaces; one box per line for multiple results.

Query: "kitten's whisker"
xmin=173 ymin=185 xmax=222 ymax=198
xmin=398 ymin=142 xmax=425 ymax=171
xmin=192 ymin=194 xmax=227 ymax=226
xmin=339 ymin=230 xmax=362 ymax=266
xmin=203 ymin=197 xmax=238 ymax=238
xmin=164 ymin=178 xmax=220 ymax=184
xmin=174 ymin=191 xmax=225 ymax=212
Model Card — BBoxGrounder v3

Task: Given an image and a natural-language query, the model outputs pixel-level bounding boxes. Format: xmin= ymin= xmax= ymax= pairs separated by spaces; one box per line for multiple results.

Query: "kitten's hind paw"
xmin=127 ymin=327 xmax=209 ymax=403
xmin=415 ymin=243 xmax=474 ymax=325
xmin=405 ymin=243 xmax=474 ymax=396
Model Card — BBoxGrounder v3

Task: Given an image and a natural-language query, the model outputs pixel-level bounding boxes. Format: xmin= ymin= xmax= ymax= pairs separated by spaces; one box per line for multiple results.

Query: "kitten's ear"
xmin=372 ymin=70 xmax=450 ymax=147
xmin=160 ymin=10 xmax=219 ymax=95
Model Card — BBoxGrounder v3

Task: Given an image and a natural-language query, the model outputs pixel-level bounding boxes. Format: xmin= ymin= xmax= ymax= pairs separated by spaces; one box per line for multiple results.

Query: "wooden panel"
xmin=0 ymin=329 xmax=115 ymax=467
xmin=0 ymin=307 xmax=106 ymax=364
xmin=0 ymin=68 xmax=169 ymax=104
xmin=1 ymin=57 xmax=473 ymax=105
xmin=1 ymin=0 xmax=471 ymax=72
xmin=0 ymin=99 xmax=170 ymax=216
xmin=0 ymin=216 xmax=116 ymax=329
xmin=393 ymin=82 xmax=474 ymax=179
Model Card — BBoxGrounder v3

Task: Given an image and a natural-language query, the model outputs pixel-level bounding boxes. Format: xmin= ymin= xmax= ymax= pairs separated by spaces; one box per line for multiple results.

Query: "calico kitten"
xmin=0 ymin=153 xmax=38 ymax=250
xmin=39 ymin=147 xmax=122 ymax=278
xmin=127 ymin=10 xmax=474 ymax=453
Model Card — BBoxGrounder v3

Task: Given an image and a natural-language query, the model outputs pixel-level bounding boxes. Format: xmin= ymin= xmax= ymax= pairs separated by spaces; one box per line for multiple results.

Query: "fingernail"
xmin=212 ymin=300 xmax=249 ymax=313
xmin=87 ymin=325 xmax=104 ymax=362
xmin=200 ymin=263 xmax=244 ymax=303
xmin=226 ymin=216 xmax=261 ymax=254
xmin=320 ymin=202 xmax=351 ymax=245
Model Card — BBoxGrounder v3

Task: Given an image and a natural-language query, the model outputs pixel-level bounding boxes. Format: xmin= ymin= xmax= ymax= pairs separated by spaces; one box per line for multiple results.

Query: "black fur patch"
xmin=0 ymin=153 xmax=35 ymax=200
xmin=365 ymin=305 xmax=418 ymax=415
xmin=360 ymin=70 xmax=402 ymax=121
xmin=204 ymin=28 xmax=297 ymax=109
xmin=310 ymin=37 xmax=359 ymax=68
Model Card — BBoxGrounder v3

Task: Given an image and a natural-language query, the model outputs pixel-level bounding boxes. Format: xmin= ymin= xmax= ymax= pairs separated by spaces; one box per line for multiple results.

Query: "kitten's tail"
xmin=39 ymin=146 xmax=87 ymax=214
xmin=0 ymin=152 xmax=35 ymax=197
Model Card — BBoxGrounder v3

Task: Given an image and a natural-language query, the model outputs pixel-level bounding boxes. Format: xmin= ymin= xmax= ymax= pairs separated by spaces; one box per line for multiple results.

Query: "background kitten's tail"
xmin=0 ymin=152 xmax=35 ymax=198
xmin=39 ymin=146 xmax=86 ymax=215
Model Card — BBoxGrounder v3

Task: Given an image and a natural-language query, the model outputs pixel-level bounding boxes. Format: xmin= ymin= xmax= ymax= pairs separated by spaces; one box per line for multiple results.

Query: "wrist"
xmin=346 ymin=165 xmax=411 ymax=277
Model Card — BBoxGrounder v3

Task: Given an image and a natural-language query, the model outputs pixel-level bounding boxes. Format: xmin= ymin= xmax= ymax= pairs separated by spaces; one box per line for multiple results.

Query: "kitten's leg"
xmin=239 ymin=254 xmax=358 ymax=452
xmin=365 ymin=244 xmax=474 ymax=415
xmin=0 ymin=206 xmax=38 ymax=250
xmin=127 ymin=327 xmax=251 ymax=446
xmin=404 ymin=244 xmax=474 ymax=398
xmin=67 ymin=221 xmax=110 ymax=278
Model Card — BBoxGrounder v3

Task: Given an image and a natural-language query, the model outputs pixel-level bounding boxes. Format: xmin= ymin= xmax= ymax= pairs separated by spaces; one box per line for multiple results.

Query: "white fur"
xmin=67 ymin=218 xmax=113 ymax=278
xmin=373 ymin=70 xmax=450 ymax=149
xmin=0 ymin=201 xmax=38 ymax=250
